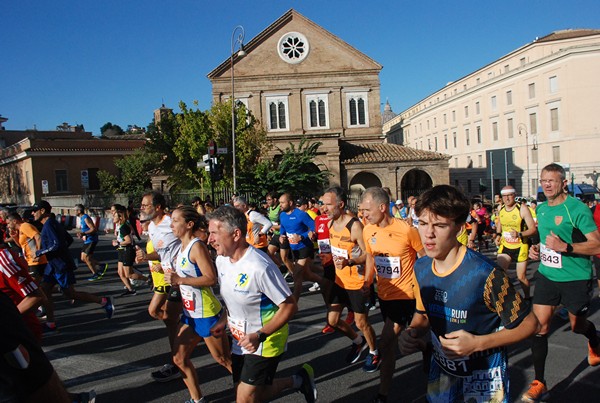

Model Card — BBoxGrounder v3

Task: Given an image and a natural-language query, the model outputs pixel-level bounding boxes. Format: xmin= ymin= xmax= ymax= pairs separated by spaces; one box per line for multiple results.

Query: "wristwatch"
xmin=256 ymin=331 xmax=267 ymax=343
xmin=565 ymin=243 xmax=573 ymax=253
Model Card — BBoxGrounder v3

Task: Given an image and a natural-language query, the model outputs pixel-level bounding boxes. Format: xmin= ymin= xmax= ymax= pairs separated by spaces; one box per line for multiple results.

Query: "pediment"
xmin=207 ymin=9 xmax=382 ymax=81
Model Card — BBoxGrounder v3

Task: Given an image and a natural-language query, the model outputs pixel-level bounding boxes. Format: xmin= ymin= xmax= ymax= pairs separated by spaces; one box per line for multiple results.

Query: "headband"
xmin=500 ymin=189 xmax=516 ymax=195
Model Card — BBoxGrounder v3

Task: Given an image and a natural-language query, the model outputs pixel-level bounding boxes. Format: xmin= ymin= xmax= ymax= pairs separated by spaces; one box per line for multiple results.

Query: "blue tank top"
xmin=80 ymin=214 xmax=98 ymax=244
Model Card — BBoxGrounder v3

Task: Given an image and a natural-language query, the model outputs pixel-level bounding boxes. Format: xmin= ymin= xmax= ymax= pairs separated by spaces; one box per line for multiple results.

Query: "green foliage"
xmin=100 ymin=122 xmax=124 ymax=136
xmin=97 ymin=150 xmax=162 ymax=198
xmin=238 ymin=137 xmax=331 ymax=197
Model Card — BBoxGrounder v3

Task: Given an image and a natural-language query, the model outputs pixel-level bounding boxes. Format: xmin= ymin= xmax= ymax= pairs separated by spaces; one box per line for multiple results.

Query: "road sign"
xmin=217 ymin=147 xmax=228 ymax=155
xmin=81 ymin=170 xmax=89 ymax=189
xmin=42 ymin=179 xmax=49 ymax=195
xmin=208 ymin=140 xmax=217 ymax=156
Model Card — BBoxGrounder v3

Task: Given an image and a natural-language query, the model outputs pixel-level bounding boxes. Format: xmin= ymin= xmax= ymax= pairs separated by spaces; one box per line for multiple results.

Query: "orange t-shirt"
xmin=329 ymin=217 xmax=364 ymax=290
xmin=363 ymin=218 xmax=422 ymax=301
xmin=18 ymin=223 xmax=48 ymax=266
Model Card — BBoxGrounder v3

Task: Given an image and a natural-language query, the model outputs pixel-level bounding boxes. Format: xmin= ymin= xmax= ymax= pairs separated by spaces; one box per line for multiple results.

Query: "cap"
xmin=395 ymin=199 xmax=403 ymax=205
xmin=32 ymin=200 xmax=52 ymax=212
xmin=296 ymin=197 xmax=308 ymax=206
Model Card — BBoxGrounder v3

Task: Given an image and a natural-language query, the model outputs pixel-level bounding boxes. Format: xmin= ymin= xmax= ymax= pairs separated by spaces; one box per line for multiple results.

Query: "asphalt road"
xmin=41 ymin=234 xmax=600 ymax=402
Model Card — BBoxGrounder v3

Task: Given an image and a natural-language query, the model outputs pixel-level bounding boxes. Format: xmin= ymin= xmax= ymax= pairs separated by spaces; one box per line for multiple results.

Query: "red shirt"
xmin=315 ymin=214 xmax=333 ymax=266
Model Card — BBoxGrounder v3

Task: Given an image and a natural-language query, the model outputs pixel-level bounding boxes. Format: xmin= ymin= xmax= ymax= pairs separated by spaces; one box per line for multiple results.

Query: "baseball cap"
xmin=395 ymin=199 xmax=404 ymax=205
xmin=32 ymin=200 xmax=52 ymax=212
xmin=296 ymin=197 xmax=308 ymax=206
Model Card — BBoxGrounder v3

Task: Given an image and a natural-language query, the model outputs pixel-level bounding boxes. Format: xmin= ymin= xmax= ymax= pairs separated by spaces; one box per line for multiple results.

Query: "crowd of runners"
xmin=2 ymin=162 xmax=600 ymax=402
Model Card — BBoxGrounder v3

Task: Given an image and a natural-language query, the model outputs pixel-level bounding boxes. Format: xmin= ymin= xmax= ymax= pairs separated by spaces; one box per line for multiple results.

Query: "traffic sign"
xmin=81 ymin=170 xmax=89 ymax=189
xmin=42 ymin=179 xmax=49 ymax=195
xmin=217 ymin=147 xmax=228 ymax=155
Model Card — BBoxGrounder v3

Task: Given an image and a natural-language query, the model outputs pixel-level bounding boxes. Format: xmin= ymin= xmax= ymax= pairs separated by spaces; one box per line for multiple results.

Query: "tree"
xmin=238 ymin=137 xmax=331 ymax=197
xmin=100 ymin=122 xmax=125 ymax=136
xmin=97 ymin=150 xmax=162 ymax=198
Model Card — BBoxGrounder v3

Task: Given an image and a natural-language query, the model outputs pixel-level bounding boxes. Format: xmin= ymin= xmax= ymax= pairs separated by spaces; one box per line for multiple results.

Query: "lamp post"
xmin=518 ymin=123 xmax=530 ymax=197
xmin=231 ymin=25 xmax=246 ymax=193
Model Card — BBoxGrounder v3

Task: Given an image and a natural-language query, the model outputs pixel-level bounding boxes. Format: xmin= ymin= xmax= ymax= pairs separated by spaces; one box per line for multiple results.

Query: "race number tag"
xmin=503 ymin=231 xmax=519 ymax=244
xmin=228 ymin=317 xmax=247 ymax=341
xmin=374 ymin=256 xmax=401 ymax=279
xmin=161 ymin=261 xmax=174 ymax=273
xmin=318 ymin=239 xmax=331 ymax=254
xmin=180 ymin=288 xmax=196 ymax=311
xmin=431 ymin=332 xmax=471 ymax=377
xmin=540 ymin=244 xmax=562 ymax=268
xmin=330 ymin=245 xmax=348 ymax=260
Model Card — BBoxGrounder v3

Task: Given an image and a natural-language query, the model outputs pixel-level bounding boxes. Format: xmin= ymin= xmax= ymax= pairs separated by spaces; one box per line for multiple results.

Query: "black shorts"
xmin=117 ymin=247 xmax=136 ymax=266
xmin=290 ymin=246 xmax=313 ymax=261
xmin=379 ymin=298 xmax=416 ymax=327
xmin=28 ymin=264 xmax=47 ymax=278
xmin=81 ymin=241 xmax=97 ymax=255
xmin=329 ymin=283 xmax=369 ymax=314
xmin=323 ymin=264 xmax=335 ymax=282
xmin=167 ymin=288 xmax=182 ymax=303
xmin=269 ymin=235 xmax=290 ymax=250
xmin=232 ymin=353 xmax=281 ymax=386
xmin=533 ymin=271 xmax=592 ymax=316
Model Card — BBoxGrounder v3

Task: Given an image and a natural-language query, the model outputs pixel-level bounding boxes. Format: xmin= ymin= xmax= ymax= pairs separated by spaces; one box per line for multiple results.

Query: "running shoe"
xmin=87 ymin=273 xmax=100 ymax=281
xmin=345 ymin=338 xmax=367 ymax=364
xmin=120 ymin=289 xmax=137 ymax=297
xmin=363 ymin=352 xmax=381 ymax=372
xmin=74 ymin=389 xmax=96 ymax=403
xmin=131 ymin=279 xmax=146 ymax=288
xmin=42 ymin=322 xmax=58 ymax=334
xmin=296 ymin=363 xmax=317 ymax=403
xmin=321 ymin=324 xmax=335 ymax=334
xmin=521 ymin=380 xmax=548 ymax=402
xmin=103 ymin=296 xmax=115 ymax=319
xmin=36 ymin=306 xmax=46 ymax=318
xmin=151 ymin=364 xmax=182 ymax=383
xmin=97 ymin=264 xmax=109 ymax=279
xmin=308 ymin=282 xmax=320 ymax=292
xmin=588 ymin=339 xmax=600 ymax=366
xmin=345 ymin=311 xmax=355 ymax=325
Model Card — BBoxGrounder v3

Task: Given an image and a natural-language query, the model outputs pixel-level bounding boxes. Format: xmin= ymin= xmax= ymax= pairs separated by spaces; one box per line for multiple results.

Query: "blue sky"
xmin=2 ymin=1 xmax=599 ymax=135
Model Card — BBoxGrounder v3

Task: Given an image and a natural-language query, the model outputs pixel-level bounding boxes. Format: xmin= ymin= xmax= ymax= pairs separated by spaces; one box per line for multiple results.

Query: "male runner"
xmin=360 ymin=187 xmax=425 ymax=402
xmin=206 ymin=205 xmax=317 ymax=402
xmin=522 ymin=163 xmax=600 ymax=402
xmin=265 ymin=193 xmax=291 ymax=276
xmin=399 ymin=185 xmax=538 ymax=403
xmin=278 ymin=193 xmax=319 ymax=302
xmin=135 ymin=191 xmax=183 ymax=383
xmin=75 ymin=204 xmax=107 ymax=281
xmin=322 ymin=187 xmax=378 ymax=370
xmin=233 ymin=196 xmax=272 ymax=253
xmin=494 ymin=185 xmax=537 ymax=298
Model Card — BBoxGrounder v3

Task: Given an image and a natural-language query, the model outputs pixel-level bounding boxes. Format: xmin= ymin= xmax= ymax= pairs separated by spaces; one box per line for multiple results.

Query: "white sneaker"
xmin=309 ymin=282 xmax=320 ymax=292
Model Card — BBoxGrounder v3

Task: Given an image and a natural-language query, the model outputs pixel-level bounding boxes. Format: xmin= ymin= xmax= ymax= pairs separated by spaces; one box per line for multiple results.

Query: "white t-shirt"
xmin=148 ymin=214 xmax=181 ymax=271
xmin=216 ymin=246 xmax=291 ymax=357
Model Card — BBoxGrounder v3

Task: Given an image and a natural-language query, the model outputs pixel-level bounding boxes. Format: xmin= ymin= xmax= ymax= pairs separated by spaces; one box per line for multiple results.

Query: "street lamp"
xmin=231 ymin=25 xmax=246 ymax=193
xmin=518 ymin=123 xmax=530 ymax=197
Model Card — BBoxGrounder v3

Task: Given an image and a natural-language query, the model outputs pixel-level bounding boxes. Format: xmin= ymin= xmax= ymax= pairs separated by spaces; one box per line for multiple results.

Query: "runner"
xmin=399 ymin=185 xmax=538 ymax=403
xmin=75 ymin=204 xmax=107 ymax=281
xmin=33 ymin=201 xmax=115 ymax=331
xmin=112 ymin=204 xmax=147 ymax=296
xmin=265 ymin=193 xmax=290 ymax=275
xmin=494 ymin=186 xmax=537 ymax=298
xmin=233 ymin=196 xmax=272 ymax=253
xmin=522 ymin=163 xmax=600 ymax=402
xmin=322 ymin=187 xmax=378 ymax=371
xmin=163 ymin=206 xmax=232 ymax=403
xmin=135 ymin=191 xmax=183 ymax=383
xmin=206 ymin=205 xmax=317 ymax=403
xmin=360 ymin=186 xmax=425 ymax=402
xmin=278 ymin=193 xmax=320 ymax=302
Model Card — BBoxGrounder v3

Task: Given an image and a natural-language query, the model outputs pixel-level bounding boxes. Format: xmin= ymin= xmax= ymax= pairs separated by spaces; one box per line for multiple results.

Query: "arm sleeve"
xmin=483 ymin=268 xmax=531 ymax=329
xmin=36 ymin=224 xmax=60 ymax=257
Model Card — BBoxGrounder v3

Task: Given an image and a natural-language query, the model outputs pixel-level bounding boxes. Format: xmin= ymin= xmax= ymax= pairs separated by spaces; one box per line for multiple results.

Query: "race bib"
xmin=503 ymin=231 xmax=520 ymax=244
xmin=318 ymin=239 xmax=331 ymax=254
xmin=431 ymin=332 xmax=471 ymax=377
xmin=374 ymin=256 xmax=401 ymax=279
xmin=161 ymin=260 xmax=174 ymax=273
xmin=228 ymin=316 xmax=247 ymax=341
xmin=181 ymin=288 xmax=196 ymax=311
xmin=288 ymin=233 xmax=300 ymax=245
xmin=540 ymin=244 xmax=562 ymax=268
xmin=331 ymin=245 xmax=349 ymax=259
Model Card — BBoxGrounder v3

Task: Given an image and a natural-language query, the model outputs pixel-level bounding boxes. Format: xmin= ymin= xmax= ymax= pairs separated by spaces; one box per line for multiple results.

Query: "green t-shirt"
xmin=267 ymin=204 xmax=281 ymax=236
xmin=537 ymin=196 xmax=597 ymax=281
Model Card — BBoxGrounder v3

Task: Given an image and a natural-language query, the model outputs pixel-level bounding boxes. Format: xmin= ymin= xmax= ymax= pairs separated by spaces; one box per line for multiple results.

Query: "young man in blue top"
xmin=75 ymin=204 xmax=107 ymax=281
xmin=399 ymin=185 xmax=538 ymax=403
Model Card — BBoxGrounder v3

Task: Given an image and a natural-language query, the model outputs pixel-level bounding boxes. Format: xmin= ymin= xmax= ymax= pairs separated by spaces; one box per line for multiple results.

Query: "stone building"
xmin=384 ymin=29 xmax=600 ymax=199
xmin=207 ymin=9 xmax=448 ymax=201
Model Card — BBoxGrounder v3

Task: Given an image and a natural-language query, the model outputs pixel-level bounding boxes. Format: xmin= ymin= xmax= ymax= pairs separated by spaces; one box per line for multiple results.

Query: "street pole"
xmin=231 ymin=25 xmax=246 ymax=194
xmin=518 ymin=123 xmax=530 ymax=197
